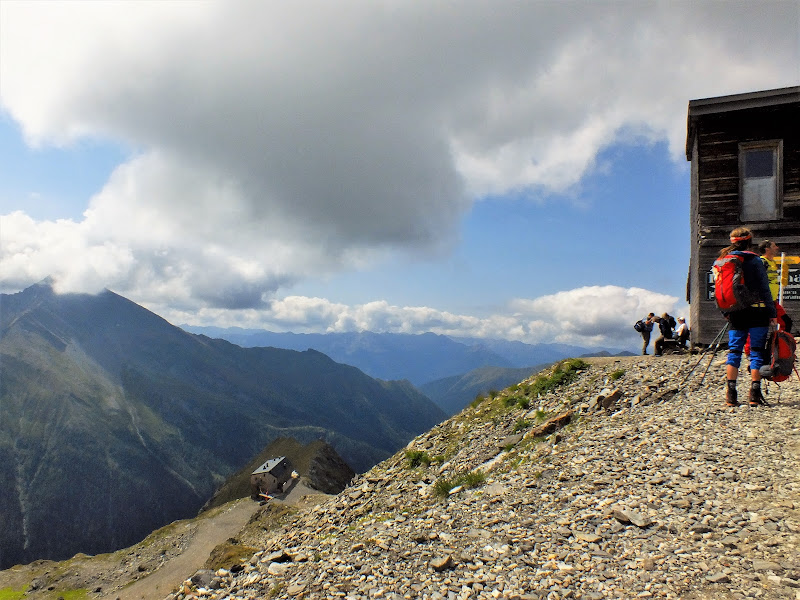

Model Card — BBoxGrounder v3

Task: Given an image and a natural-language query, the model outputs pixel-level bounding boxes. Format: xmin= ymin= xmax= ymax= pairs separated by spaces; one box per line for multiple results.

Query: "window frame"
xmin=738 ymin=139 xmax=783 ymax=222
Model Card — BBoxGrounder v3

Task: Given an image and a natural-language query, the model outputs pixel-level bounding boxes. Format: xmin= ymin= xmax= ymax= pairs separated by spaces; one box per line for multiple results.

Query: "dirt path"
xmin=104 ymin=499 xmax=259 ymax=600
xmin=100 ymin=480 xmax=326 ymax=600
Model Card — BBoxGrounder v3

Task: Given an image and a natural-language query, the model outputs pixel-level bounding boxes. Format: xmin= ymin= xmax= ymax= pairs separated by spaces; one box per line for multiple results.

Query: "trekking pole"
xmin=696 ymin=322 xmax=730 ymax=387
xmin=678 ymin=323 xmax=727 ymax=385
xmin=678 ymin=323 xmax=729 ymax=390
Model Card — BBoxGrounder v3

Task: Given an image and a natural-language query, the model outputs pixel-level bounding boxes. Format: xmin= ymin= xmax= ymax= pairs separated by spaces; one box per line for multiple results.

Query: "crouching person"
xmin=653 ymin=313 xmax=675 ymax=356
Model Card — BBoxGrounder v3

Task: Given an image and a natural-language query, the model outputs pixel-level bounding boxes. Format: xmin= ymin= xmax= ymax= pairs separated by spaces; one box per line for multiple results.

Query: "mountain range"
xmin=0 ymin=282 xmax=444 ymax=570
xmin=181 ymin=326 xmax=631 ymax=387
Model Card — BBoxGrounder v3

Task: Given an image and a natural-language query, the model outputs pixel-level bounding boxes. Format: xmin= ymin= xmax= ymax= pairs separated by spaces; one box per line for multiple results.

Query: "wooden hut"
xmin=686 ymin=86 xmax=800 ymax=345
xmin=250 ymin=456 xmax=293 ymax=498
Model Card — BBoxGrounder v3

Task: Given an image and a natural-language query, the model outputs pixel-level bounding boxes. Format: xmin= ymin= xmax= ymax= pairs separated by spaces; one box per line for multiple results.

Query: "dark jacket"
xmin=728 ymin=250 xmax=776 ymax=330
xmin=658 ymin=317 xmax=673 ymax=339
xmin=730 ymin=251 xmax=776 ymax=317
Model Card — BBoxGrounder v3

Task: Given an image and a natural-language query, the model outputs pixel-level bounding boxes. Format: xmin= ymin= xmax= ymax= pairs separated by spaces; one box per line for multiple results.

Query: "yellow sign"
xmin=779 ymin=256 xmax=800 ymax=286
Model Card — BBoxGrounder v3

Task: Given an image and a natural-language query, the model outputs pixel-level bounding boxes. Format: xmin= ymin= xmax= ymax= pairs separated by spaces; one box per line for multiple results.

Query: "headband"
xmin=730 ymin=234 xmax=752 ymax=243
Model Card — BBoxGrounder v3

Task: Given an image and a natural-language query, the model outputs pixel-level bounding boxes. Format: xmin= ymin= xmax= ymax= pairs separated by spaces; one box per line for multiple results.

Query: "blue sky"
xmin=1 ymin=1 xmax=797 ymax=350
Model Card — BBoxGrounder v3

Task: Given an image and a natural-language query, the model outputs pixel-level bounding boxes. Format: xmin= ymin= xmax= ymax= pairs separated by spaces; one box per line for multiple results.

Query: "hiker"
xmin=719 ymin=227 xmax=777 ymax=407
xmin=653 ymin=313 xmax=675 ymax=356
xmin=675 ymin=317 xmax=690 ymax=349
xmin=758 ymin=239 xmax=781 ymax=301
xmin=758 ymin=238 xmax=794 ymax=333
xmin=639 ymin=313 xmax=655 ymax=355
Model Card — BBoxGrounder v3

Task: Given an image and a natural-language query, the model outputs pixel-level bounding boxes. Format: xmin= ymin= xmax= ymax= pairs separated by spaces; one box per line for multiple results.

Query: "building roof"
xmin=252 ymin=456 xmax=286 ymax=475
xmin=685 ymin=86 xmax=800 ymax=159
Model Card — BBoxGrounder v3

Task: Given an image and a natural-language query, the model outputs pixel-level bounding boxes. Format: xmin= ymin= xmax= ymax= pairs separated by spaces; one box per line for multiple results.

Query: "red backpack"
xmin=761 ymin=330 xmax=797 ymax=383
xmin=712 ymin=253 xmax=759 ymax=314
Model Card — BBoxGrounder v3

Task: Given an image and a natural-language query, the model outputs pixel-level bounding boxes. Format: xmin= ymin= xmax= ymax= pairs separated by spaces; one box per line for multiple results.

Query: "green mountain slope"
xmin=0 ymin=282 xmax=445 ymax=569
xmin=419 ymin=365 xmax=548 ymax=415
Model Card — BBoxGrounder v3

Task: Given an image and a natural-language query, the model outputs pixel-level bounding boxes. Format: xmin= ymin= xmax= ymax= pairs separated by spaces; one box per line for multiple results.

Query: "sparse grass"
xmin=0 ymin=587 xmax=26 ymax=600
xmin=529 ymin=359 xmax=588 ymax=395
xmin=204 ymin=539 xmax=258 ymax=571
xmin=507 ymin=456 xmax=524 ymax=470
xmin=500 ymin=360 xmax=588 ymax=413
xmin=533 ymin=408 xmax=548 ymax=421
xmin=470 ymin=394 xmax=486 ymax=408
xmin=432 ymin=469 xmax=486 ymax=498
xmin=502 ymin=395 xmax=530 ymax=410
xmin=405 ymin=450 xmax=432 ymax=468
xmin=513 ymin=418 xmax=531 ymax=433
xmin=609 ymin=369 xmax=625 ymax=381
xmin=58 ymin=590 xmax=89 ymax=600
xmin=461 ymin=470 xmax=486 ymax=488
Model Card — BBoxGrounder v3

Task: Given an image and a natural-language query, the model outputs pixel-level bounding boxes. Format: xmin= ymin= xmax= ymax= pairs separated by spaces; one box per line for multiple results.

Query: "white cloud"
xmin=0 ymin=1 xmax=794 ymax=342
xmin=154 ymin=284 xmax=680 ymax=350
xmin=510 ymin=285 xmax=682 ymax=346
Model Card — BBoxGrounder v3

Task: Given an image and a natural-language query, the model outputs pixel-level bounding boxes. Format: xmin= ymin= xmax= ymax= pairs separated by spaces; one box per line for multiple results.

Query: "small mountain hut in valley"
xmin=686 ymin=86 xmax=800 ymax=344
xmin=250 ymin=456 xmax=293 ymax=498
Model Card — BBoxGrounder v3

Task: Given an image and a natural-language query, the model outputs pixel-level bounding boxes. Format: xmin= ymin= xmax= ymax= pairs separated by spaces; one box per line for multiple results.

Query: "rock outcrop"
xmin=306 ymin=442 xmax=356 ymax=495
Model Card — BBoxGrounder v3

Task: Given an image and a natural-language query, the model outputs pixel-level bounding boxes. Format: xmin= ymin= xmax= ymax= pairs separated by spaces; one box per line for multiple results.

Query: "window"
xmin=739 ymin=140 xmax=783 ymax=221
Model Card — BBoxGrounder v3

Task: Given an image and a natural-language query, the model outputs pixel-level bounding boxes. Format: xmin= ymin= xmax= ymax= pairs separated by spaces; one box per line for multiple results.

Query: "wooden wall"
xmin=689 ymin=101 xmax=800 ymax=345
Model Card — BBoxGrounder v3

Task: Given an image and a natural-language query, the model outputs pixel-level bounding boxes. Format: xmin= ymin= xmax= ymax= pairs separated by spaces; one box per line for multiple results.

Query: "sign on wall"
xmin=783 ymin=268 xmax=800 ymax=301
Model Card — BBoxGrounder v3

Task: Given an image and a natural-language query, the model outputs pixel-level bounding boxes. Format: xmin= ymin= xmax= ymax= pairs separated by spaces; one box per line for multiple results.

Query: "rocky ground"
xmin=173 ymin=353 xmax=800 ymax=600
xmin=2 ymin=353 xmax=798 ymax=600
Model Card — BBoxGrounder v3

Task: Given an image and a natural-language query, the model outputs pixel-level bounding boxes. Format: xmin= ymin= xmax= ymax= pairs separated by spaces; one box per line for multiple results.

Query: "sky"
xmin=0 ymin=1 xmax=798 ymax=351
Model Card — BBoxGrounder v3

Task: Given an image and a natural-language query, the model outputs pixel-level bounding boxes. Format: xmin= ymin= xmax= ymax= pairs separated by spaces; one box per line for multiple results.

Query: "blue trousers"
xmin=727 ymin=326 xmax=769 ymax=370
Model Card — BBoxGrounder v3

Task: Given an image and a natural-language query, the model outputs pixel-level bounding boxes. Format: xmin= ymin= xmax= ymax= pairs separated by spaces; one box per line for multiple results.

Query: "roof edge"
xmin=685 ymin=86 xmax=800 ymax=159
xmin=688 ymin=86 xmax=800 ymax=117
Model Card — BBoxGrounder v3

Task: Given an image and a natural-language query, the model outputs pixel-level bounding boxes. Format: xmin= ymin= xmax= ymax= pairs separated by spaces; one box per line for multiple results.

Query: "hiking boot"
xmin=725 ymin=387 xmax=739 ymax=407
xmin=749 ymin=386 xmax=770 ymax=407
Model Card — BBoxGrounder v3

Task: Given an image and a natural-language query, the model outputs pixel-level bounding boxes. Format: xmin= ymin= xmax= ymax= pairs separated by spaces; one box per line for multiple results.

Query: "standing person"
xmin=675 ymin=317 xmax=690 ymax=348
xmin=758 ymin=238 xmax=793 ymax=331
xmin=758 ymin=239 xmax=781 ymax=301
xmin=653 ymin=313 xmax=675 ymax=356
xmin=639 ymin=313 xmax=655 ymax=355
xmin=718 ymin=227 xmax=777 ymax=407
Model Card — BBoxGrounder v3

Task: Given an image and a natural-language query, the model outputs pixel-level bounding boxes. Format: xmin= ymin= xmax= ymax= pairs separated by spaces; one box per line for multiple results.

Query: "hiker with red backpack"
xmin=712 ymin=227 xmax=777 ymax=407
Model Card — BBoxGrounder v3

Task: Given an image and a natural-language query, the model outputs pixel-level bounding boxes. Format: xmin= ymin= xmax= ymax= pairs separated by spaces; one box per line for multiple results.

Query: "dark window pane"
xmin=745 ymin=149 xmax=774 ymax=178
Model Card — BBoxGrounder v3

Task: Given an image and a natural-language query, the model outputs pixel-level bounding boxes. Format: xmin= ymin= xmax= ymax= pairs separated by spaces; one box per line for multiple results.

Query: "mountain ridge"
xmin=0 ymin=282 xmax=445 ymax=569
xmin=181 ymin=325 xmax=633 ymax=386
